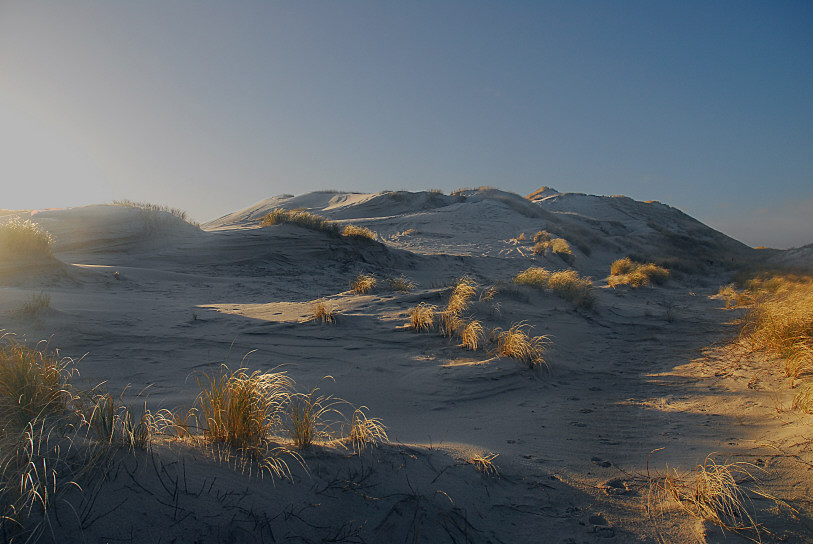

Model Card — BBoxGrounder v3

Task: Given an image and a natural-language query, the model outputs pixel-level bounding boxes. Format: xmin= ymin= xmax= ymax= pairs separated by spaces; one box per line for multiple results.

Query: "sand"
xmin=0 ymin=189 xmax=810 ymax=543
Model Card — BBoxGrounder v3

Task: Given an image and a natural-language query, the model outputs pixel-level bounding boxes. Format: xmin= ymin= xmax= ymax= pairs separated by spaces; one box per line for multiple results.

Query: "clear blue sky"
xmin=1 ymin=1 xmax=811 ymax=248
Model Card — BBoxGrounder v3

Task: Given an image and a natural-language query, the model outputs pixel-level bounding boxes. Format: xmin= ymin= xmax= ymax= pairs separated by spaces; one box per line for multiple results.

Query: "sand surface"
xmin=1 ymin=189 xmax=811 ymax=543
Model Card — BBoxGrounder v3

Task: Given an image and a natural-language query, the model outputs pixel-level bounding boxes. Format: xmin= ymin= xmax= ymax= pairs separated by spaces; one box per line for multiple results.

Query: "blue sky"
xmin=1 ymin=1 xmax=811 ymax=248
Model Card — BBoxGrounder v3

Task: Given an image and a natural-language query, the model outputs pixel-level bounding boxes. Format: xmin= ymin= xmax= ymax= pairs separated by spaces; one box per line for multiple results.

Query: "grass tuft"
xmin=259 ymin=208 xmax=340 ymax=235
xmin=348 ymin=406 xmax=388 ymax=453
xmin=311 ymin=300 xmax=338 ymax=324
xmin=608 ymin=258 xmax=669 ymax=288
xmin=469 ymin=452 xmax=499 ymax=476
xmin=287 ymin=384 xmax=343 ymax=450
xmin=514 ymin=267 xmax=594 ymax=309
xmin=343 ymin=225 xmax=376 ymax=240
xmin=447 ymin=276 xmax=477 ymax=315
xmin=386 ymin=275 xmax=416 ymax=292
xmin=460 ymin=320 xmax=484 ymax=351
xmin=351 ymin=273 xmax=377 ymax=294
xmin=113 ymin=199 xmax=198 ymax=226
xmin=0 ymin=217 xmax=53 ymax=258
xmin=493 ymin=322 xmax=549 ymax=369
xmin=408 ymin=303 xmax=436 ymax=332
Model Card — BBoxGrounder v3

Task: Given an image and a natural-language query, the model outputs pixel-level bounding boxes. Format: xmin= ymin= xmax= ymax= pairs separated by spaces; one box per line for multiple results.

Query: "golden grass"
xmin=343 ymin=224 xmax=376 ymax=240
xmin=351 ymin=273 xmax=377 ymax=294
xmin=439 ymin=311 xmax=464 ymax=338
xmin=493 ymin=323 xmax=549 ymax=369
xmin=517 ymin=232 xmax=526 ymax=241
xmin=259 ymin=208 xmax=340 ymax=235
xmin=469 ymin=452 xmax=499 ymax=476
xmin=193 ymin=364 xmax=293 ymax=452
xmin=608 ymin=258 xmax=669 ymax=288
xmin=12 ymin=292 xmax=51 ymax=318
xmin=386 ymin=275 xmax=416 ymax=292
xmin=348 ymin=407 xmax=388 ymax=453
xmin=533 ymin=230 xmax=552 ymax=243
xmin=657 ymin=455 xmax=760 ymax=536
xmin=311 ymin=300 xmax=337 ymax=324
xmin=447 ymin=276 xmax=477 ymax=315
xmin=533 ymin=235 xmax=574 ymax=264
xmin=0 ymin=217 xmax=53 ymax=258
xmin=287 ymin=385 xmax=343 ymax=450
xmin=460 ymin=320 xmax=484 ymax=351
xmin=112 ymin=199 xmax=198 ymax=226
xmin=408 ymin=303 xmax=436 ymax=332
xmin=514 ymin=267 xmax=594 ymax=309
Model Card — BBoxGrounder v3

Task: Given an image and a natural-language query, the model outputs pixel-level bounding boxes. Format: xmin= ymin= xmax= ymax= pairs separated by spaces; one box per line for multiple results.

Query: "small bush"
xmin=351 ymin=273 xmax=376 ymax=294
xmin=409 ymin=303 xmax=436 ymax=332
xmin=608 ymin=258 xmax=669 ymax=288
xmin=0 ymin=217 xmax=53 ymax=258
xmin=493 ymin=323 xmax=549 ymax=369
xmin=259 ymin=208 xmax=339 ymax=235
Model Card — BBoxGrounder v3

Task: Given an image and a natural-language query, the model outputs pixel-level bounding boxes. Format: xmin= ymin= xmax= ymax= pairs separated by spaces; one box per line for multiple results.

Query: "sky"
xmin=1 ymin=1 xmax=811 ymax=248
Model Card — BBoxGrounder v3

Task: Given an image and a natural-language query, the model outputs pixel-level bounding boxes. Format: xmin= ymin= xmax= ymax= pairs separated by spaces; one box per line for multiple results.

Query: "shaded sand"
xmin=1 ymin=192 xmax=811 ymax=542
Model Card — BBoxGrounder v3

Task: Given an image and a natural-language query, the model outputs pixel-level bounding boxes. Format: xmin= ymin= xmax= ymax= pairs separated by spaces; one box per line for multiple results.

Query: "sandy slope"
xmin=0 ymin=191 xmax=811 ymax=543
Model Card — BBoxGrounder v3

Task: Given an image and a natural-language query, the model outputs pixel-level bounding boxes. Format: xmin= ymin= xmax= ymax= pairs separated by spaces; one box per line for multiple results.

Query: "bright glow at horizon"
xmin=1 ymin=1 xmax=811 ymax=248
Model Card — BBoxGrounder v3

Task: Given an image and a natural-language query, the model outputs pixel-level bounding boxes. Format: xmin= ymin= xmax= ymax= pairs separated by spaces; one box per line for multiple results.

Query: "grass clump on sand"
xmin=651 ymin=455 xmax=761 ymax=539
xmin=310 ymin=300 xmax=338 ymax=324
xmin=513 ymin=267 xmax=595 ymax=309
xmin=113 ymin=199 xmax=199 ymax=226
xmin=351 ymin=273 xmax=377 ymax=294
xmin=607 ymin=257 xmax=669 ymax=288
xmin=409 ymin=302 xmax=436 ymax=332
xmin=460 ymin=320 xmax=485 ymax=351
xmin=469 ymin=452 xmax=499 ymax=477
xmin=12 ymin=292 xmax=51 ymax=318
xmin=343 ymin=225 xmax=376 ymax=240
xmin=533 ymin=235 xmax=574 ymax=265
xmin=386 ymin=275 xmax=416 ymax=292
xmin=260 ymin=208 xmax=340 ymax=235
xmin=0 ymin=217 xmax=53 ymax=258
xmin=493 ymin=323 xmax=549 ymax=369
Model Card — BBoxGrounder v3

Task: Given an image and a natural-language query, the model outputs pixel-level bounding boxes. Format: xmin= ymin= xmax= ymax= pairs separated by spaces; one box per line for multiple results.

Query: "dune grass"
xmin=12 ymin=292 xmax=51 ymax=318
xmin=513 ymin=267 xmax=594 ymax=309
xmin=260 ymin=208 xmax=340 ymax=235
xmin=493 ymin=323 xmax=549 ymax=369
xmin=311 ymin=300 xmax=338 ymax=324
xmin=608 ymin=257 xmax=670 ymax=288
xmin=408 ymin=303 xmax=436 ymax=332
xmin=287 ymin=384 xmax=344 ymax=450
xmin=348 ymin=407 xmax=389 ymax=453
xmin=447 ymin=276 xmax=477 ymax=315
xmin=0 ymin=217 xmax=53 ymax=259
xmin=655 ymin=455 xmax=761 ymax=538
xmin=533 ymin=235 xmax=574 ymax=264
xmin=386 ymin=275 xmax=416 ymax=292
xmin=469 ymin=452 xmax=499 ymax=477
xmin=460 ymin=320 xmax=485 ymax=351
xmin=343 ymin=225 xmax=376 ymax=240
xmin=351 ymin=273 xmax=377 ymax=294
xmin=113 ymin=199 xmax=199 ymax=227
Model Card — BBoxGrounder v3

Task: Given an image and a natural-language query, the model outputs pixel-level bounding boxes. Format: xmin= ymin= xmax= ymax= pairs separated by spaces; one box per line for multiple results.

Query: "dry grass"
xmin=0 ymin=217 xmax=53 ymax=258
xmin=469 ymin=452 xmax=499 ymax=476
xmin=408 ymin=303 xmax=436 ymax=332
xmin=460 ymin=320 xmax=485 ymax=351
xmin=517 ymin=232 xmax=527 ymax=241
xmin=514 ymin=267 xmax=594 ymax=309
xmin=112 ymin=199 xmax=198 ymax=226
xmin=193 ymin=364 xmax=293 ymax=452
xmin=608 ymin=258 xmax=670 ymax=288
xmin=348 ymin=407 xmax=388 ymax=453
xmin=12 ymin=292 xmax=51 ymax=318
xmin=655 ymin=455 xmax=761 ymax=537
xmin=548 ymin=270 xmax=595 ymax=309
xmin=447 ymin=276 xmax=477 ymax=315
xmin=533 ymin=230 xmax=552 ymax=243
xmin=493 ymin=323 xmax=549 ymax=369
xmin=351 ymin=273 xmax=377 ymax=294
xmin=311 ymin=300 xmax=337 ymax=324
xmin=259 ymin=208 xmax=340 ymax=235
xmin=533 ymin=236 xmax=574 ymax=264
xmin=513 ymin=267 xmax=551 ymax=289
xmin=386 ymin=275 xmax=416 ymax=292
xmin=287 ymin=384 xmax=343 ymax=450
xmin=343 ymin=224 xmax=376 ymax=240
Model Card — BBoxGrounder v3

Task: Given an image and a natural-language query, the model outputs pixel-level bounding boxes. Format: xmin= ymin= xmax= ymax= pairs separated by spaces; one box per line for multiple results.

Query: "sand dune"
xmin=0 ymin=189 xmax=810 ymax=542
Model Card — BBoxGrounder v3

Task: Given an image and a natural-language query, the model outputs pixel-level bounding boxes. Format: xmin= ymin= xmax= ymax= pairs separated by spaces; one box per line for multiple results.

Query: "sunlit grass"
xmin=607 ymin=257 xmax=669 ymax=288
xmin=259 ymin=208 xmax=340 ymax=235
xmin=351 ymin=273 xmax=377 ymax=294
xmin=408 ymin=302 xmax=436 ymax=332
xmin=492 ymin=322 xmax=549 ymax=369
xmin=513 ymin=267 xmax=594 ymax=309
xmin=0 ymin=217 xmax=53 ymax=258
xmin=343 ymin=224 xmax=376 ymax=240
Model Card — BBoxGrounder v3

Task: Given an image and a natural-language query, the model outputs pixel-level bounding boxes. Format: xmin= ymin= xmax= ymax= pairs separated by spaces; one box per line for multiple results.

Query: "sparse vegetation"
xmin=348 ymin=407 xmax=388 ymax=453
xmin=447 ymin=276 xmax=477 ymax=315
xmin=113 ymin=199 xmax=199 ymax=226
xmin=0 ymin=216 xmax=53 ymax=258
xmin=492 ymin=323 xmax=549 ymax=369
xmin=533 ymin=235 xmax=574 ymax=264
xmin=409 ymin=303 xmax=436 ymax=332
xmin=311 ymin=300 xmax=338 ymax=324
xmin=513 ymin=267 xmax=594 ymax=309
xmin=387 ymin=275 xmax=416 ymax=292
xmin=533 ymin=230 xmax=552 ymax=244
xmin=654 ymin=455 xmax=761 ymax=537
xmin=260 ymin=208 xmax=340 ymax=235
xmin=351 ymin=273 xmax=377 ymax=294
xmin=460 ymin=320 xmax=484 ymax=351
xmin=608 ymin=257 xmax=669 ymax=287
xmin=12 ymin=292 xmax=51 ymax=317
xmin=468 ymin=452 xmax=499 ymax=476
xmin=287 ymin=385 xmax=342 ymax=450
xmin=343 ymin=224 xmax=376 ymax=240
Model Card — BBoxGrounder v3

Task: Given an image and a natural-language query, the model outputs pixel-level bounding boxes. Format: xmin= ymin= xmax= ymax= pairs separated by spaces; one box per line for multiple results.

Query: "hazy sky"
xmin=1 ymin=1 xmax=811 ymax=248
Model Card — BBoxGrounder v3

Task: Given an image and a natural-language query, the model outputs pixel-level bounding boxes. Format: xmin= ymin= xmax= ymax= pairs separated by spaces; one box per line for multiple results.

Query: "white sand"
xmin=0 ymin=190 xmax=810 ymax=542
